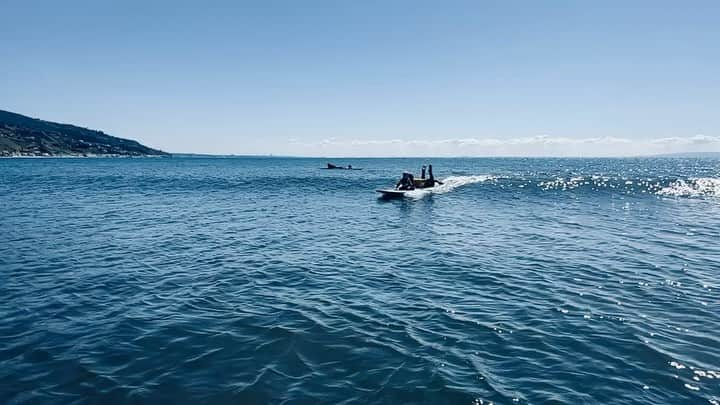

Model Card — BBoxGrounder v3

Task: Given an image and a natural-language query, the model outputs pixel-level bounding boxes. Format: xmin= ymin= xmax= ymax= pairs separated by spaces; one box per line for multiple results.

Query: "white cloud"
xmin=284 ymin=134 xmax=719 ymax=157
xmin=651 ymin=134 xmax=720 ymax=145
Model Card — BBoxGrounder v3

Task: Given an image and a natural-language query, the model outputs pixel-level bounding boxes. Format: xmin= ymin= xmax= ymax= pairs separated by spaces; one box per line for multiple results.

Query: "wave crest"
xmin=657 ymin=178 xmax=720 ymax=197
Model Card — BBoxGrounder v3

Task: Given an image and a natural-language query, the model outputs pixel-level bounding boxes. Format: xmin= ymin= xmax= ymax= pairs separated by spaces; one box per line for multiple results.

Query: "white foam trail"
xmin=404 ymin=175 xmax=494 ymax=199
xmin=657 ymin=178 xmax=720 ymax=197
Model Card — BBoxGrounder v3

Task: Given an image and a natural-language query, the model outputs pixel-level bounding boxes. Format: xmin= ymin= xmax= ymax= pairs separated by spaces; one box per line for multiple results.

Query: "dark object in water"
xmin=322 ymin=163 xmax=363 ymax=170
xmin=426 ymin=164 xmax=443 ymax=186
xmin=396 ymin=172 xmax=415 ymax=190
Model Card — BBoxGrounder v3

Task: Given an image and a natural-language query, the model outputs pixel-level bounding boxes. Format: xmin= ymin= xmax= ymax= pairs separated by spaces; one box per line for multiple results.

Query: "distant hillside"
xmin=0 ymin=110 xmax=168 ymax=157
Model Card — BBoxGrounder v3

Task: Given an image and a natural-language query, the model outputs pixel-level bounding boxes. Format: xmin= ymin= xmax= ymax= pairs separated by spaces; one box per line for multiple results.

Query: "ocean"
xmin=1 ymin=157 xmax=719 ymax=404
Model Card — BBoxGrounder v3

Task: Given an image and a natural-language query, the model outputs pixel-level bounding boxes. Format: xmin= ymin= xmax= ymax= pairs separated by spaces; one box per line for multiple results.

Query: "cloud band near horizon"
xmin=283 ymin=135 xmax=719 ymax=157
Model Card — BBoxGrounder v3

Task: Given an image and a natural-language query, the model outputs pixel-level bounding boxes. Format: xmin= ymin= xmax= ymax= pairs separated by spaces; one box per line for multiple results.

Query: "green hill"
xmin=0 ymin=110 xmax=168 ymax=157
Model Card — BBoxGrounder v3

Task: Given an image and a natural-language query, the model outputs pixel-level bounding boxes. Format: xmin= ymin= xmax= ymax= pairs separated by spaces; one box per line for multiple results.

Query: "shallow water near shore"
xmin=1 ymin=157 xmax=719 ymax=404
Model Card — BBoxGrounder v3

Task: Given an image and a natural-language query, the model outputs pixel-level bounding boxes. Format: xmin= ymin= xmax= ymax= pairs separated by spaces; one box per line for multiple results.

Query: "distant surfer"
xmin=396 ymin=172 xmax=416 ymax=190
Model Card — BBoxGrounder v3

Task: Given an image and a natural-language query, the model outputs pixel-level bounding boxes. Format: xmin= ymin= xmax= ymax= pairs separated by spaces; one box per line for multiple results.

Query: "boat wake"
xmin=392 ymin=174 xmax=720 ymax=200
xmin=404 ymin=175 xmax=494 ymax=199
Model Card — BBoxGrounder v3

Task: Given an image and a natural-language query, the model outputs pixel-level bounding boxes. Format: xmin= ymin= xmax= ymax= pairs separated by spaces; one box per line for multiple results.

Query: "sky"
xmin=2 ymin=0 xmax=719 ymax=157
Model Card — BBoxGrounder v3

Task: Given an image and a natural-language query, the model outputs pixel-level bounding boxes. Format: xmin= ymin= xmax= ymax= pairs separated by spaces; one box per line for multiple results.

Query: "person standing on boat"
xmin=421 ymin=165 xmax=427 ymax=179
xmin=426 ymin=164 xmax=443 ymax=187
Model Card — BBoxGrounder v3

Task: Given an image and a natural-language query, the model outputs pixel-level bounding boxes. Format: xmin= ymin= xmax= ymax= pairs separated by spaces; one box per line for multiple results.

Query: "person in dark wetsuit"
xmin=421 ymin=165 xmax=427 ymax=179
xmin=396 ymin=172 xmax=416 ymax=190
xmin=425 ymin=164 xmax=444 ymax=187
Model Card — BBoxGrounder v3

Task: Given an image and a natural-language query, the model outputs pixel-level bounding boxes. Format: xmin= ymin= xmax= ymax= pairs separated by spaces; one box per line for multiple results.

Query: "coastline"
xmin=0 ymin=154 xmax=169 ymax=158
xmin=2 ymin=153 xmax=718 ymax=159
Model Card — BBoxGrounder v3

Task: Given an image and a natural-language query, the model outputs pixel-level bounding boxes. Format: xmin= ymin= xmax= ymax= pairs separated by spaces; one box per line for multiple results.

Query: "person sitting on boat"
xmin=425 ymin=164 xmax=444 ymax=187
xmin=396 ymin=172 xmax=416 ymax=190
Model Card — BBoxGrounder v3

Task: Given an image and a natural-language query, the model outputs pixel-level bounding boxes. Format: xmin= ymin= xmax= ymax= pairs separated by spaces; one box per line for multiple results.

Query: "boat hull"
xmin=376 ymin=187 xmax=435 ymax=198
xmin=376 ymin=189 xmax=407 ymax=198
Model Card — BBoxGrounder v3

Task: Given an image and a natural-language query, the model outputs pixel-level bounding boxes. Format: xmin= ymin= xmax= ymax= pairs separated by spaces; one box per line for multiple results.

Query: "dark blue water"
xmin=2 ymin=157 xmax=719 ymax=404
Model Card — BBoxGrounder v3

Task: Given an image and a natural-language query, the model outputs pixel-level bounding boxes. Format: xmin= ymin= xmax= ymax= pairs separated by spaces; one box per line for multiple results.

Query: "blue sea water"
xmin=1 ymin=156 xmax=719 ymax=404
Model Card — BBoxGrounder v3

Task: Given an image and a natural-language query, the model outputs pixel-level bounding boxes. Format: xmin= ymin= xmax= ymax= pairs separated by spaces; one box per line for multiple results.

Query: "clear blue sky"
xmin=2 ymin=0 xmax=719 ymax=156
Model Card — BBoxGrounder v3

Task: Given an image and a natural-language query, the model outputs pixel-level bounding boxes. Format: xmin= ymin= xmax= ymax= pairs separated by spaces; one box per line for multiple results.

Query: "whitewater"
xmin=403 ymin=175 xmax=496 ymax=198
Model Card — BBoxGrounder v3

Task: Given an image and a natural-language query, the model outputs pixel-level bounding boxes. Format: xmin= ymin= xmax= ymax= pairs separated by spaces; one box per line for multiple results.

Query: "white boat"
xmin=376 ymin=179 xmax=435 ymax=198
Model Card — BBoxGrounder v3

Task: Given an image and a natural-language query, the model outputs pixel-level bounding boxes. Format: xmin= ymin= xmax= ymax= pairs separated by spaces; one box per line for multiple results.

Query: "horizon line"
xmin=169 ymin=151 xmax=720 ymax=159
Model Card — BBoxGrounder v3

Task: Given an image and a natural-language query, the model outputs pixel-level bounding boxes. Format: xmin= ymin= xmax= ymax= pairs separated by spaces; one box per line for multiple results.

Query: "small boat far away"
xmin=322 ymin=163 xmax=362 ymax=170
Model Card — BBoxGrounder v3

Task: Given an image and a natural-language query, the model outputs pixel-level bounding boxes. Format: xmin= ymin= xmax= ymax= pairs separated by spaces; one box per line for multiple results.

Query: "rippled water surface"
xmin=2 ymin=157 xmax=720 ymax=404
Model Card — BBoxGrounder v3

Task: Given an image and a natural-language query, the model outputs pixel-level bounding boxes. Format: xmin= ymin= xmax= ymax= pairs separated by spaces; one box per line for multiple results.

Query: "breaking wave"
xmin=657 ymin=178 xmax=720 ymax=197
xmin=505 ymin=175 xmax=720 ymax=199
